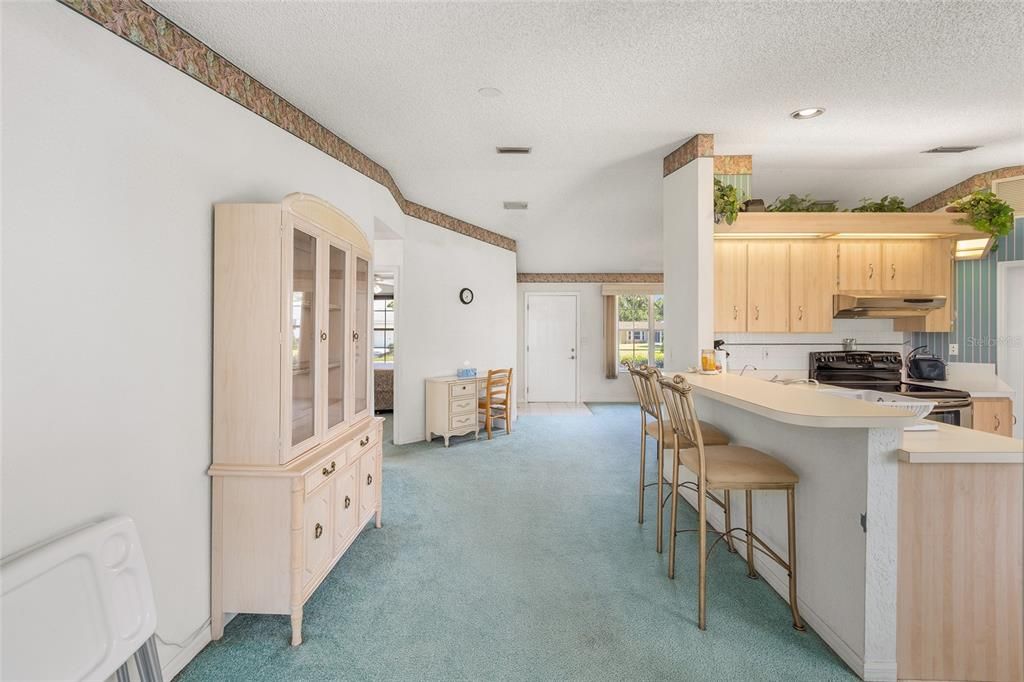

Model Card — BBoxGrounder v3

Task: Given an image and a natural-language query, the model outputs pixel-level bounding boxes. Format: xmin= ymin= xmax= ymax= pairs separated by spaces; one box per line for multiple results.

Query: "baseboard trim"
xmin=675 ymin=488 xmax=896 ymax=681
xmin=160 ymin=626 xmax=211 ymax=681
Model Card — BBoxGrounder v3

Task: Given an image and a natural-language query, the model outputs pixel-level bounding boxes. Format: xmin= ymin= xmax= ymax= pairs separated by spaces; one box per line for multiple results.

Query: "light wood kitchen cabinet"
xmin=972 ymin=397 xmax=1014 ymax=437
xmin=894 ymin=239 xmax=955 ymax=333
xmin=837 ymin=241 xmax=881 ymax=293
xmin=746 ymin=241 xmax=790 ymax=333
xmin=789 ymin=241 xmax=835 ymax=333
xmin=714 ymin=241 xmax=748 ymax=332
xmin=210 ymin=193 xmax=383 ymax=647
xmin=881 ymin=241 xmax=924 ymax=292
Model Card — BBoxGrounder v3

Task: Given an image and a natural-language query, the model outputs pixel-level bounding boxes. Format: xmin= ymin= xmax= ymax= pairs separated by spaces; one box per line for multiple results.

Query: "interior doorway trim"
xmin=524 ymin=292 xmax=581 ymax=404
xmin=996 ymin=260 xmax=1024 ymax=438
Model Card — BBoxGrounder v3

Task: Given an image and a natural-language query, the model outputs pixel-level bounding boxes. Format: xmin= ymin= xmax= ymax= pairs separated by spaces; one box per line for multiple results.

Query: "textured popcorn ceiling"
xmin=151 ymin=1 xmax=1024 ymax=271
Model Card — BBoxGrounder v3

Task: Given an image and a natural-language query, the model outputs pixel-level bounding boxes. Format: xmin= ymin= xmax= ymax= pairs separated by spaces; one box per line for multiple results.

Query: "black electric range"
xmin=809 ymin=351 xmax=972 ymax=425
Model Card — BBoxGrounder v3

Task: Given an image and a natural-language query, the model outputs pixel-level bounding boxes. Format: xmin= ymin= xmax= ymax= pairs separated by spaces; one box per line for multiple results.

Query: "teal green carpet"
xmin=177 ymin=404 xmax=856 ymax=681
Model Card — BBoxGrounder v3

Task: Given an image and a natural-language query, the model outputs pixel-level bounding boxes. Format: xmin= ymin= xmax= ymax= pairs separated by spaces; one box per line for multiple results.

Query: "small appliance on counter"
xmin=906 ymin=345 xmax=947 ymax=381
xmin=809 ymin=350 xmax=971 ymax=427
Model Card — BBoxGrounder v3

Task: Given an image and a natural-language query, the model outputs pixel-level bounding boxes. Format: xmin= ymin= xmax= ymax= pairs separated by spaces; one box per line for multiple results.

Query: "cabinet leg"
xmin=290 ymin=607 xmax=303 ymax=646
xmin=211 ymin=609 xmax=224 ymax=640
xmin=444 ymin=436 xmax=450 ymax=447
xmin=375 ymin=509 xmax=382 ymax=528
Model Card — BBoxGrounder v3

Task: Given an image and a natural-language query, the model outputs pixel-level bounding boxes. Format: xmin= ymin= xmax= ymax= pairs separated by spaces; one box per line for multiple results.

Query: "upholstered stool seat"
xmin=663 ymin=445 xmax=798 ymax=489
xmin=646 ymin=420 xmax=729 ymax=447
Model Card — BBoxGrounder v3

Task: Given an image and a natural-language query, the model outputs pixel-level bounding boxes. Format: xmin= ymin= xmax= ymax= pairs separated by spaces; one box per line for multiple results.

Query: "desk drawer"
xmin=449 ymin=381 xmax=476 ymax=398
xmin=450 ymin=412 xmax=476 ymax=430
xmin=450 ymin=397 xmax=476 ymax=415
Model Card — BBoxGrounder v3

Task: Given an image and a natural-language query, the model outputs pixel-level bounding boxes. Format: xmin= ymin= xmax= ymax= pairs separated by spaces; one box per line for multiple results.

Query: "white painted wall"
xmin=663 ymin=158 xmax=715 ymax=371
xmin=0 ymin=2 xmax=510 ymax=675
xmin=516 ymin=283 xmax=636 ymax=403
xmin=391 ymin=217 xmax=517 ymax=444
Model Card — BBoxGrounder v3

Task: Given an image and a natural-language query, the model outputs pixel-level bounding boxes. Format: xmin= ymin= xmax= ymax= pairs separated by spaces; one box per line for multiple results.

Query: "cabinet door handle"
xmin=314 ymin=522 xmax=323 ymax=539
xmin=797 ymin=305 xmax=804 ymax=321
xmin=359 ymin=435 xmax=370 ymax=447
xmin=344 ymin=495 xmax=351 ymax=509
xmin=352 ymin=331 xmax=359 ymax=341
xmin=754 ymin=305 xmax=760 ymax=320
xmin=320 ymin=330 xmax=328 ymax=342
xmin=366 ymin=474 xmax=373 ymax=486
xmin=322 ymin=461 xmax=336 ymax=477
xmin=994 ymin=414 xmax=1001 ymax=430
xmin=890 ymin=264 xmax=896 ymax=280
xmin=732 ymin=305 xmax=738 ymax=320
xmin=868 ymin=264 xmax=874 ymax=280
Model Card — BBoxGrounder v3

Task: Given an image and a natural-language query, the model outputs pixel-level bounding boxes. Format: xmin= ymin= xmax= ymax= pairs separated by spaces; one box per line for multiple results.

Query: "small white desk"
xmin=425 ymin=375 xmax=489 ymax=446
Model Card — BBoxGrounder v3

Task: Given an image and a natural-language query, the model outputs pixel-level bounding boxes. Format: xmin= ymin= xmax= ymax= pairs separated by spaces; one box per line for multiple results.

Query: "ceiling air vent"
xmin=496 ymin=146 xmax=532 ymax=155
xmin=503 ymin=201 xmax=528 ymax=210
xmin=922 ymin=146 xmax=981 ymax=154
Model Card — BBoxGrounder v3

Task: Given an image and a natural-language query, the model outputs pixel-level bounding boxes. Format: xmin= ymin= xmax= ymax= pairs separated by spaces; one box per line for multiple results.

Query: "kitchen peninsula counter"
xmin=662 ymin=370 xmax=1022 ymax=682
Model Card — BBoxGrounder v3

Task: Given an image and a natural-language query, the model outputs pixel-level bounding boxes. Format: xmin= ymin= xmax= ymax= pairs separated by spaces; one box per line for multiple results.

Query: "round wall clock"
xmin=459 ymin=287 xmax=474 ymax=305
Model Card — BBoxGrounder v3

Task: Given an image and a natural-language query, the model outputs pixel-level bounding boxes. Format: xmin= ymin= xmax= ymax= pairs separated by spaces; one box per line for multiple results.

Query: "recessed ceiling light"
xmin=478 ymin=87 xmax=503 ymax=98
xmin=496 ymin=146 xmax=532 ymax=154
xmin=790 ymin=107 xmax=825 ymax=120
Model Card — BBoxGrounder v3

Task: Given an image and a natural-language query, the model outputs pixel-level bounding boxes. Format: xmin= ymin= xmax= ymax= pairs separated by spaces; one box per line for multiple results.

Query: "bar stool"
xmin=624 ymin=361 xmax=730 ymax=554
xmin=658 ymin=373 xmax=804 ymax=632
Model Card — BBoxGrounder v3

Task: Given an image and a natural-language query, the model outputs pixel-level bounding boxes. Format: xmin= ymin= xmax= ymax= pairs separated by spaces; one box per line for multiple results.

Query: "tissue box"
xmin=457 ymin=367 xmax=477 ymax=378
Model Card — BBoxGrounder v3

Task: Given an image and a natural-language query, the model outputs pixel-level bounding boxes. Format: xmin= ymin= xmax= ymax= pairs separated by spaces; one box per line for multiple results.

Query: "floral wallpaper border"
xmin=517 ymin=273 xmax=664 ymax=284
xmin=57 ymin=0 xmax=517 ymax=253
xmin=663 ymin=134 xmax=715 ymax=176
xmin=713 ymin=155 xmax=752 ymax=174
xmin=910 ymin=165 xmax=1024 ymax=212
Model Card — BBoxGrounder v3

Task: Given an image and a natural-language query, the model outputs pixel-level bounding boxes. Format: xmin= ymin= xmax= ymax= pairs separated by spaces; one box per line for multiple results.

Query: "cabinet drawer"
xmin=353 ymin=426 xmax=377 ymax=454
xmin=303 ymin=484 xmax=333 ymax=586
xmin=450 ymin=412 xmax=476 ymax=430
xmin=450 ymin=397 xmax=476 ymax=415
xmin=449 ymin=381 xmax=476 ymax=398
xmin=305 ymin=446 xmax=350 ymax=495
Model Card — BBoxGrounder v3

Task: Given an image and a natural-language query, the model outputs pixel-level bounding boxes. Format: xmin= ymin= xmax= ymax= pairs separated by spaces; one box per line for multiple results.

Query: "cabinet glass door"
xmin=291 ymin=229 xmax=318 ymax=448
xmin=326 ymin=243 xmax=347 ymax=431
xmin=353 ymin=255 xmax=369 ymax=416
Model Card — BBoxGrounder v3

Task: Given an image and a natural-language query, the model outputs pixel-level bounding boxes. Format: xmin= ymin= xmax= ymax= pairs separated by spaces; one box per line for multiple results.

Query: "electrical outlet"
xmin=949 ymin=343 xmax=959 ymax=356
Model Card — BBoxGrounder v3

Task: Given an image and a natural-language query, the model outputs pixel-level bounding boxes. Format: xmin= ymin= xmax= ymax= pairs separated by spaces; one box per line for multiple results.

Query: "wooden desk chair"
xmin=479 ymin=368 xmax=512 ymax=440
xmin=658 ymin=373 xmax=804 ymax=632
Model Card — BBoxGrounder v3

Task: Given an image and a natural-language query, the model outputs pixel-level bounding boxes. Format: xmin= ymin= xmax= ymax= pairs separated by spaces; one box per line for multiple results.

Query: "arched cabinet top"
xmin=282 ymin=192 xmax=371 ymax=252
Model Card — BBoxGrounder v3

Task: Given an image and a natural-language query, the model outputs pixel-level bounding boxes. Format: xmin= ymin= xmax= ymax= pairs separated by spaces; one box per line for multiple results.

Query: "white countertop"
xmin=666 ymin=371 xmax=920 ymax=429
xmin=904 ymin=362 xmax=1015 ymax=399
xmin=899 ymin=422 xmax=1024 ymax=464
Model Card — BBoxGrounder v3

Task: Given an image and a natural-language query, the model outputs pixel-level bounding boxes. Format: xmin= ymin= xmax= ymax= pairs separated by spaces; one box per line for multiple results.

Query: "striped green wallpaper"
xmin=715 ymin=174 xmax=752 ymax=202
xmin=911 ymin=217 xmax=1024 ymax=364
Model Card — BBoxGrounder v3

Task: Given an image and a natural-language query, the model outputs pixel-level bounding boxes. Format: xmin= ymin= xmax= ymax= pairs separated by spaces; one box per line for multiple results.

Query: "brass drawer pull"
xmin=344 ymin=495 xmax=351 ymax=509
xmin=797 ymin=305 xmax=804 ymax=321
xmin=366 ymin=474 xmax=373 ymax=486
xmin=890 ymin=264 xmax=896 ymax=280
xmin=360 ymin=435 xmax=370 ymax=447
xmin=322 ymin=461 xmax=336 ymax=477
xmin=314 ymin=522 xmax=323 ymax=539
xmin=320 ymin=330 xmax=328 ymax=341
xmin=868 ymin=263 xmax=874 ymax=279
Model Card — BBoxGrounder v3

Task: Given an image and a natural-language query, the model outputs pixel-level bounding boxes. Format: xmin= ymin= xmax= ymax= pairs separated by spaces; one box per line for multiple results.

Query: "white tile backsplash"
xmin=719 ymin=319 xmax=908 ymax=371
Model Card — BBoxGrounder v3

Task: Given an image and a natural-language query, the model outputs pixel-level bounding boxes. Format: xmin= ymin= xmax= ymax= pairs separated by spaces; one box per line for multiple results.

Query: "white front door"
xmin=526 ymin=294 xmax=578 ymax=402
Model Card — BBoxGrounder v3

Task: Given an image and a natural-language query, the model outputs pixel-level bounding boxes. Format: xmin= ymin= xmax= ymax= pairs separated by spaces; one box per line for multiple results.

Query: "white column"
xmin=663 ymin=156 xmax=715 ymax=370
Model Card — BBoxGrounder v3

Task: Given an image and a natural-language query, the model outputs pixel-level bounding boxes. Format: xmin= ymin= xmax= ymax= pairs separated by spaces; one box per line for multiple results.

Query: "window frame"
xmin=616 ymin=294 xmax=664 ymax=371
xmin=372 ymin=294 xmax=395 ymax=365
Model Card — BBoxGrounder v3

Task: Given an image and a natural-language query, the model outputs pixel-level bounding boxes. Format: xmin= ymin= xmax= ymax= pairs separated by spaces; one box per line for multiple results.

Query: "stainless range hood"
xmin=833 ymin=295 xmax=946 ymax=319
